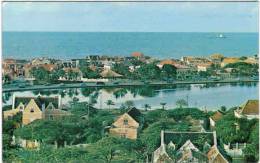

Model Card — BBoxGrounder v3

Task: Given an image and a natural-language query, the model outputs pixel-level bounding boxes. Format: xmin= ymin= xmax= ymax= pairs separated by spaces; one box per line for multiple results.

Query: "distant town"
xmin=3 ymin=52 xmax=259 ymax=91
xmin=3 ymin=52 xmax=259 ymax=162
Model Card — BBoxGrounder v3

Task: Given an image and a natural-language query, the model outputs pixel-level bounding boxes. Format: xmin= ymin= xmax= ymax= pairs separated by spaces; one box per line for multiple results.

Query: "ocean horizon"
xmin=3 ymin=32 xmax=258 ymax=60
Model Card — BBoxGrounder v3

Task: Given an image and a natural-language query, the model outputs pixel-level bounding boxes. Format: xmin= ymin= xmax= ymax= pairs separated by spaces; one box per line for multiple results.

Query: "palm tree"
xmin=160 ymin=102 xmax=166 ymax=110
xmin=144 ymin=104 xmax=151 ymax=111
xmin=125 ymin=100 xmax=134 ymax=109
xmin=176 ymin=99 xmax=188 ymax=108
xmin=106 ymin=100 xmax=115 ymax=110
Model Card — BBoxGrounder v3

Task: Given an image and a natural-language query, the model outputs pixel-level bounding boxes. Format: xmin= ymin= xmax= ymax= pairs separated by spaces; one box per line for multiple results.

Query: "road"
xmin=2 ymin=79 xmax=258 ymax=92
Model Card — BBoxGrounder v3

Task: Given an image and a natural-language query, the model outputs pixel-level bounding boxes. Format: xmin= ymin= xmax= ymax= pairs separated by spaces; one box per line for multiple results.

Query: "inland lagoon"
xmin=3 ymin=82 xmax=258 ymax=110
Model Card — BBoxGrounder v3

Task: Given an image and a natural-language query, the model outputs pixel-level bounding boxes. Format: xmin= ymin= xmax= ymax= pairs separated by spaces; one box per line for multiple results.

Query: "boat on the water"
xmin=216 ymin=34 xmax=226 ymax=38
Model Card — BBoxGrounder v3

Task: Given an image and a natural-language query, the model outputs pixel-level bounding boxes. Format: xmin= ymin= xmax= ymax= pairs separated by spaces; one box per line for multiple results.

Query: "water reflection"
xmin=2 ymin=82 xmax=259 ymax=110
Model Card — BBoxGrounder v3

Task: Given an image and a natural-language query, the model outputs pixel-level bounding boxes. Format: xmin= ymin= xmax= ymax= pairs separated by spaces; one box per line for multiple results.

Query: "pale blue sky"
xmin=3 ymin=2 xmax=259 ymax=32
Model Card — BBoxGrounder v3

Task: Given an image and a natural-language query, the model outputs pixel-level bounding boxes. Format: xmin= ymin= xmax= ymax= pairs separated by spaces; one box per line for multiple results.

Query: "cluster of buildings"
xmin=3 ymin=92 xmax=259 ymax=162
xmin=2 ymin=52 xmax=149 ymax=82
xmin=3 ymin=95 xmax=70 ymax=125
xmin=208 ymin=99 xmax=259 ymax=161
xmin=108 ymin=99 xmax=259 ymax=163
xmin=153 ymin=131 xmax=228 ymax=163
xmin=3 ymin=53 xmax=258 ymax=83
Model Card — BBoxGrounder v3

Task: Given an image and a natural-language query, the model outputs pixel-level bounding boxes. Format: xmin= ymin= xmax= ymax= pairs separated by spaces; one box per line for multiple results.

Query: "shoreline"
xmin=2 ymin=79 xmax=258 ymax=93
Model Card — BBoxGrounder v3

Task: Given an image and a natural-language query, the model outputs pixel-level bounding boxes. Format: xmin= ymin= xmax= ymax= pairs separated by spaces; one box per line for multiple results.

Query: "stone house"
xmin=109 ymin=107 xmax=143 ymax=139
xmin=197 ymin=63 xmax=212 ymax=72
xmin=4 ymin=95 xmax=70 ymax=125
xmin=153 ymin=131 xmax=229 ymax=163
xmin=2 ymin=59 xmax=27 ymax=80
xmin=234 ymin=100 xmax=259 ymax=120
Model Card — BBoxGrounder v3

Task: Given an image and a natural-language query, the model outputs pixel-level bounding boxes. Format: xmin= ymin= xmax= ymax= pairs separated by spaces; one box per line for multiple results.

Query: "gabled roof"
xmin=126 ymin=107 xmax=142 ymax=123
xmin=210 ymin=111 xmax=223 ymax=122
xmin=178 ymin=140 xmax=199 ymax=152
xmin=163 ymin=131 xmax=215 ymax=150
xmin=100 ymin=69 xmax=123 ymax=78
xmin=207 ymin=145 xmax=229 ymax=163
xmin=239 ymin=100 xmax=259 ymax=115
xmin=13 ymin=95 xmax=60 ymax=110
xmin=176 ymin=140 xmax=208 ymax=162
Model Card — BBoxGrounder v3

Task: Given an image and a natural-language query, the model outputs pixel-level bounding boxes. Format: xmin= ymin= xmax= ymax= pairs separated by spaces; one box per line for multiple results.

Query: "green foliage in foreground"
xmin=141 ymin=119 xmax=190 ymax=153
xmin=4 ymin=103 xmax=258 ymax=162
xmin=243 ymin=121 xmax=259 ymax=162
xmin=216 ymin=110 xmax=259 ymax=162
xmin=5 ymin=136 xmax=142 ymax=163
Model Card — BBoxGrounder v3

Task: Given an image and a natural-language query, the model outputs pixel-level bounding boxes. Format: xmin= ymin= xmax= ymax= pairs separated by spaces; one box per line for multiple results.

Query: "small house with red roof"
xmin=234 ymin=100 xmax=259 ymax=120
xmin=209 ymin=111 xmax=224 ymax=128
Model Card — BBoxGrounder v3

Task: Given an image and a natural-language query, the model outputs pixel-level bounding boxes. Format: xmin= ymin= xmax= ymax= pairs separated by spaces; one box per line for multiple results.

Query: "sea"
xmin=3 ymin=32 xmax=258 ymax=60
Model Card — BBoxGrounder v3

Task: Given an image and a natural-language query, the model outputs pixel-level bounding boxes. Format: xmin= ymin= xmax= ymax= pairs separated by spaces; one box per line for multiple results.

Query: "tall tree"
xmin=144 ymin=104 xmax=151 ymax=111
xmin=176 ymin=99 xmax=188 ymax=108
xmin=106 ymin=100 xmax=115 ymax=110
xmin=160 ymin=102 xmax=166 ymax=110
xmin=161 ymin=64 xmax=177 ymax=79
xmin=125 ymin=100 xmax=135 ymax=109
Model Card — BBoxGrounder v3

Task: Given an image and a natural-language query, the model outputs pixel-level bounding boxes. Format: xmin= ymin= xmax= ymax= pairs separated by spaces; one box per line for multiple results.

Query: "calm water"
xmin=3 ymin=32 xmax=258 ymax=59
xmin=3 ymin=83 xmax=258 ymax=110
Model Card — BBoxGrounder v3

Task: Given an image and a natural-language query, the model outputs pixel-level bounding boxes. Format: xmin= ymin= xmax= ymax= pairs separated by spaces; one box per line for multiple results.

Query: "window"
xmin=30 ymin=109 xmax=34 ymax=113
xmin=123 ymin=119 xmax=128 ymax=125
xmin=19 ymin=106 xmax=23 ymax=111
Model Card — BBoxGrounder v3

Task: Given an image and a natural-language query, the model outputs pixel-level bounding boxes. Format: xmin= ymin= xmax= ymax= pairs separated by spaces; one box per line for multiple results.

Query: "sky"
xmin=2 ymin=2 xmax=259 ymax=32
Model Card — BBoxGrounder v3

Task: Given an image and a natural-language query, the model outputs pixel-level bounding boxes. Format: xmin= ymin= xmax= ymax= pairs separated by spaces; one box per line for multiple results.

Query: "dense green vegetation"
xmin=224 ymin=62 xmax=258 ymax=76
xmin=216 ymin=110 xmax=259 ymax=162
xmin=3 ymin=99 xmax=258 ymax=162
xmin=4 ymin=104 xmax=214 ymax=162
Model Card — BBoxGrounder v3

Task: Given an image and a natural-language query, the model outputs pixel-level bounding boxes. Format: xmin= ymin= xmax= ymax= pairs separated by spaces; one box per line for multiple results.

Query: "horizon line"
xmin=3 ymin=31 xmax=258 ymax=33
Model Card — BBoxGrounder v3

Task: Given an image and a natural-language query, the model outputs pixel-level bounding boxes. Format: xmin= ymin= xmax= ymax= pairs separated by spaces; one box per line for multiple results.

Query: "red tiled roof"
xmin=210 ymin=111 xmax=223 ymax=122
xmin=41 ymin=64 xmax=57 ymax=71
xmin=131 ymin=52 xmax=144 ymax=57
xmin=240 ymin=100 xmax=259 ymax=115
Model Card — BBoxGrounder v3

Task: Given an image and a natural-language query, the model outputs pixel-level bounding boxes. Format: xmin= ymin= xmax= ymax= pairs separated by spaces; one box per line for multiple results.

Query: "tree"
xmin=106 ymin=100 xmax=115 ymax=110
xmin=239 ymin=56 xmax=247 ymax=60
xmin=48 ymin=70 xmax=60 ymax=83
xmin=57 ymin=69 xmax=66 ymax=79
xmin=125 ymin=100 xmax=134 ymax=109
xmin=176 ymin=99 xmax=188 ymax=108
xmin=88 ymin=137 xmax=128 ymax=163
xmin=141 ymin=120 xmax=190 ymax=154
xmin=161 ymin=64 xmax=177 ymax=79
xmin=119 ymin=104 xmax=127 ymax=113
xmin=30 ymin=67 xmax=49 ymax=82
xmin=112 ymin=63 xmax=131 ymax=78
xmin=220 ymin=106 xmax=227 ymax=112
xmin=243 ymin=122 xmax=259 ymax=162
xmin=144 ymin=104 xmax=151 ymax=111
xmin=160 ymin=102 xmax=166 ymax=110
xmin=3 ymin=74 xmax=11 ymax=84
xmin=80 ymin=66 xmax=100 ymax=79
xmin=135 ymin=63 xmax=161 ymax=80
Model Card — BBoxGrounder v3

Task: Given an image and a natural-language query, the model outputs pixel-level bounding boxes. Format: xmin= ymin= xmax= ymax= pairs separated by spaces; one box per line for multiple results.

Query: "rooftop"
xmin=239 ymin=100 xmax=259 ymax=115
